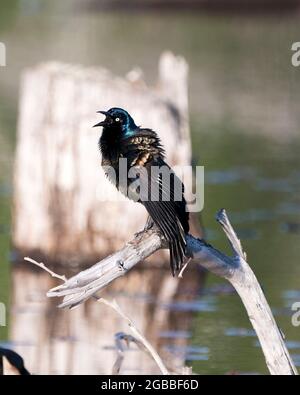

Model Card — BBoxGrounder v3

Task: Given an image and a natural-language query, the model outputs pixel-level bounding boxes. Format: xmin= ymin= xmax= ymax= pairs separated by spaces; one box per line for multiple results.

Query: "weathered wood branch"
xmin=45 ymin=209 xmax=298 ymax=375
xmin=98 ymin=299 xmax=169 ymax=375
xmin=24 ymin=256 xmax=171 ymax=375
xmin=216 ymin=210 xmax=298 ymax=376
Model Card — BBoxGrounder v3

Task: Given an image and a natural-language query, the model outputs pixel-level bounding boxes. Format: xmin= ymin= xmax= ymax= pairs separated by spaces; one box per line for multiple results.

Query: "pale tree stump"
xmin=13 ymin=51 xmax=200 ymax=264
xmin=11 ymin=52 xmax=204 ymax=375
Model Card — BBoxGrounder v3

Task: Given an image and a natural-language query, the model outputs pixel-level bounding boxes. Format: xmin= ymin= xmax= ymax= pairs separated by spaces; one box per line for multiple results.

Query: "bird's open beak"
xmin=93 ymin=111 xmax=111 ymax=127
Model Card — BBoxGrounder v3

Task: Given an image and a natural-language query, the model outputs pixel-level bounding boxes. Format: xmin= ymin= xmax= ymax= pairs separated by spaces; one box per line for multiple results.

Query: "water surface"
xmin=0 ymin=2 xmax=299 ymax=374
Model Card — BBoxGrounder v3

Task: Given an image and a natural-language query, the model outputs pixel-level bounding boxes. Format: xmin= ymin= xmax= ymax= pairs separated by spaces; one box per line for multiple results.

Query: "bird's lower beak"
xmin=93 ymin=111 xmax=111 ymax=128
xmin=93 ymin=120 xmax=106 ymax=127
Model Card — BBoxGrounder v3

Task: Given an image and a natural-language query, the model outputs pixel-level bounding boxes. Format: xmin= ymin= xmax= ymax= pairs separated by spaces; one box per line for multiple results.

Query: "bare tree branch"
xmin=97 ymin=298 xmax=169 ymax=375
xmin=47 ymin=229 xmax=164 ymax=308
xmin=23 ymin=258 xmax=169 ymax=375
xmin=113 ymin=332 xmax=147 ymax=375
xmin=24 ymin=257 xmax=67 ymax=282
xmin=26 ymin=209 xmax=298 ymax=375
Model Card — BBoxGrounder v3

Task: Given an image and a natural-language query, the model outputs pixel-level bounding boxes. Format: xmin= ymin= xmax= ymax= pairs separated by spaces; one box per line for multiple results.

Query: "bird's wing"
xmin=135 ymin=156 xmax=188 ymax=275
xmin=122 ymin=128 xmax=165 ymax=161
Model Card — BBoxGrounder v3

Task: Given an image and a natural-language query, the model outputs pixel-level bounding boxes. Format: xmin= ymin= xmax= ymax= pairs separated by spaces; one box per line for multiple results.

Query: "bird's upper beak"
xmin=93 ymin=111 xmax=111 ymax=127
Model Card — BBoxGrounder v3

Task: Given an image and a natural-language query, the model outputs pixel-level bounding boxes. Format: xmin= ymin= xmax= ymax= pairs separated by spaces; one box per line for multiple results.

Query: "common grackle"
xmin=0 ymin=347 xmax=30 ymax=375
xmin=94 ymin=107 xmax=189 ymax=276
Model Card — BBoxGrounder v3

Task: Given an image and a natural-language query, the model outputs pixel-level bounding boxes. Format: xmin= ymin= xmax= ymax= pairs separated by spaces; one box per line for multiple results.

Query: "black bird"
xmin=94 ymin=107 xmax=189 ymax=275
xmin=0 ymin=347 xmax=30 ymax=375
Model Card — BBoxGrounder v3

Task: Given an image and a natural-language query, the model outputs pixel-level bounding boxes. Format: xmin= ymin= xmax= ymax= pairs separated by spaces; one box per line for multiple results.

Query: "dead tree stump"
xmin=13 ymin=51 xmax=199 ymax=264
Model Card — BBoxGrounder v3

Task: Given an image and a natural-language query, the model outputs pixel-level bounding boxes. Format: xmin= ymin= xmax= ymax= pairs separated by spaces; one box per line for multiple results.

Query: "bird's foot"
xmin=143 ymin=216 xmax=155 ymax=231
xmin=134 ymin=217 xmax=155 ymax=238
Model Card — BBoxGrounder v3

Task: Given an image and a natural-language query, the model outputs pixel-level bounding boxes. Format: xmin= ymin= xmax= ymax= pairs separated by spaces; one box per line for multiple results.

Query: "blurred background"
xmin=1 ymin=0 xmax=300 ymax=375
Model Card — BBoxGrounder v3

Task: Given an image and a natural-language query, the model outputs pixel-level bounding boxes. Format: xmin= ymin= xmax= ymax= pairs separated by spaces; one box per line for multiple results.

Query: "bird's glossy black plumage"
xmin=94 ymin=107 xmax=189 ymax=275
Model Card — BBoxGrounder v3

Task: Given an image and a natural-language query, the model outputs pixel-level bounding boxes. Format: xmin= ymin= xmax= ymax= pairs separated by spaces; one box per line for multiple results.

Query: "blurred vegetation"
xmin=0 ymin=0 xmax=300 ymax=373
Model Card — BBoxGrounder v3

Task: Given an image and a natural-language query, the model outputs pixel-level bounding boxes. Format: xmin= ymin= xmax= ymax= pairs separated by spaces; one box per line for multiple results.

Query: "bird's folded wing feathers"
xmin=137 ymin=157 xmax=187 ymax=274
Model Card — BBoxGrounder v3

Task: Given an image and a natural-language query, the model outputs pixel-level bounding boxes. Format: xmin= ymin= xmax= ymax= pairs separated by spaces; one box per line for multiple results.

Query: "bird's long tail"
xmin=142 ymin=188 xmax=189 ymax=276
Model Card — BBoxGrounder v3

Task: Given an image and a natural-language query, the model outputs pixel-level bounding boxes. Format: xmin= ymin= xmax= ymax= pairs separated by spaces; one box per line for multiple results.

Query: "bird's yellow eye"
xmin=115 ymin=117 xmax=120 ymax=122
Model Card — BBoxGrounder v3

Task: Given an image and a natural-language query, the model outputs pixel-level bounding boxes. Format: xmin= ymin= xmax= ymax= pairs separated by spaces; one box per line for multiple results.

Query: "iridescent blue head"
xmin=93 ymin=107 xmax=137 ymax=137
